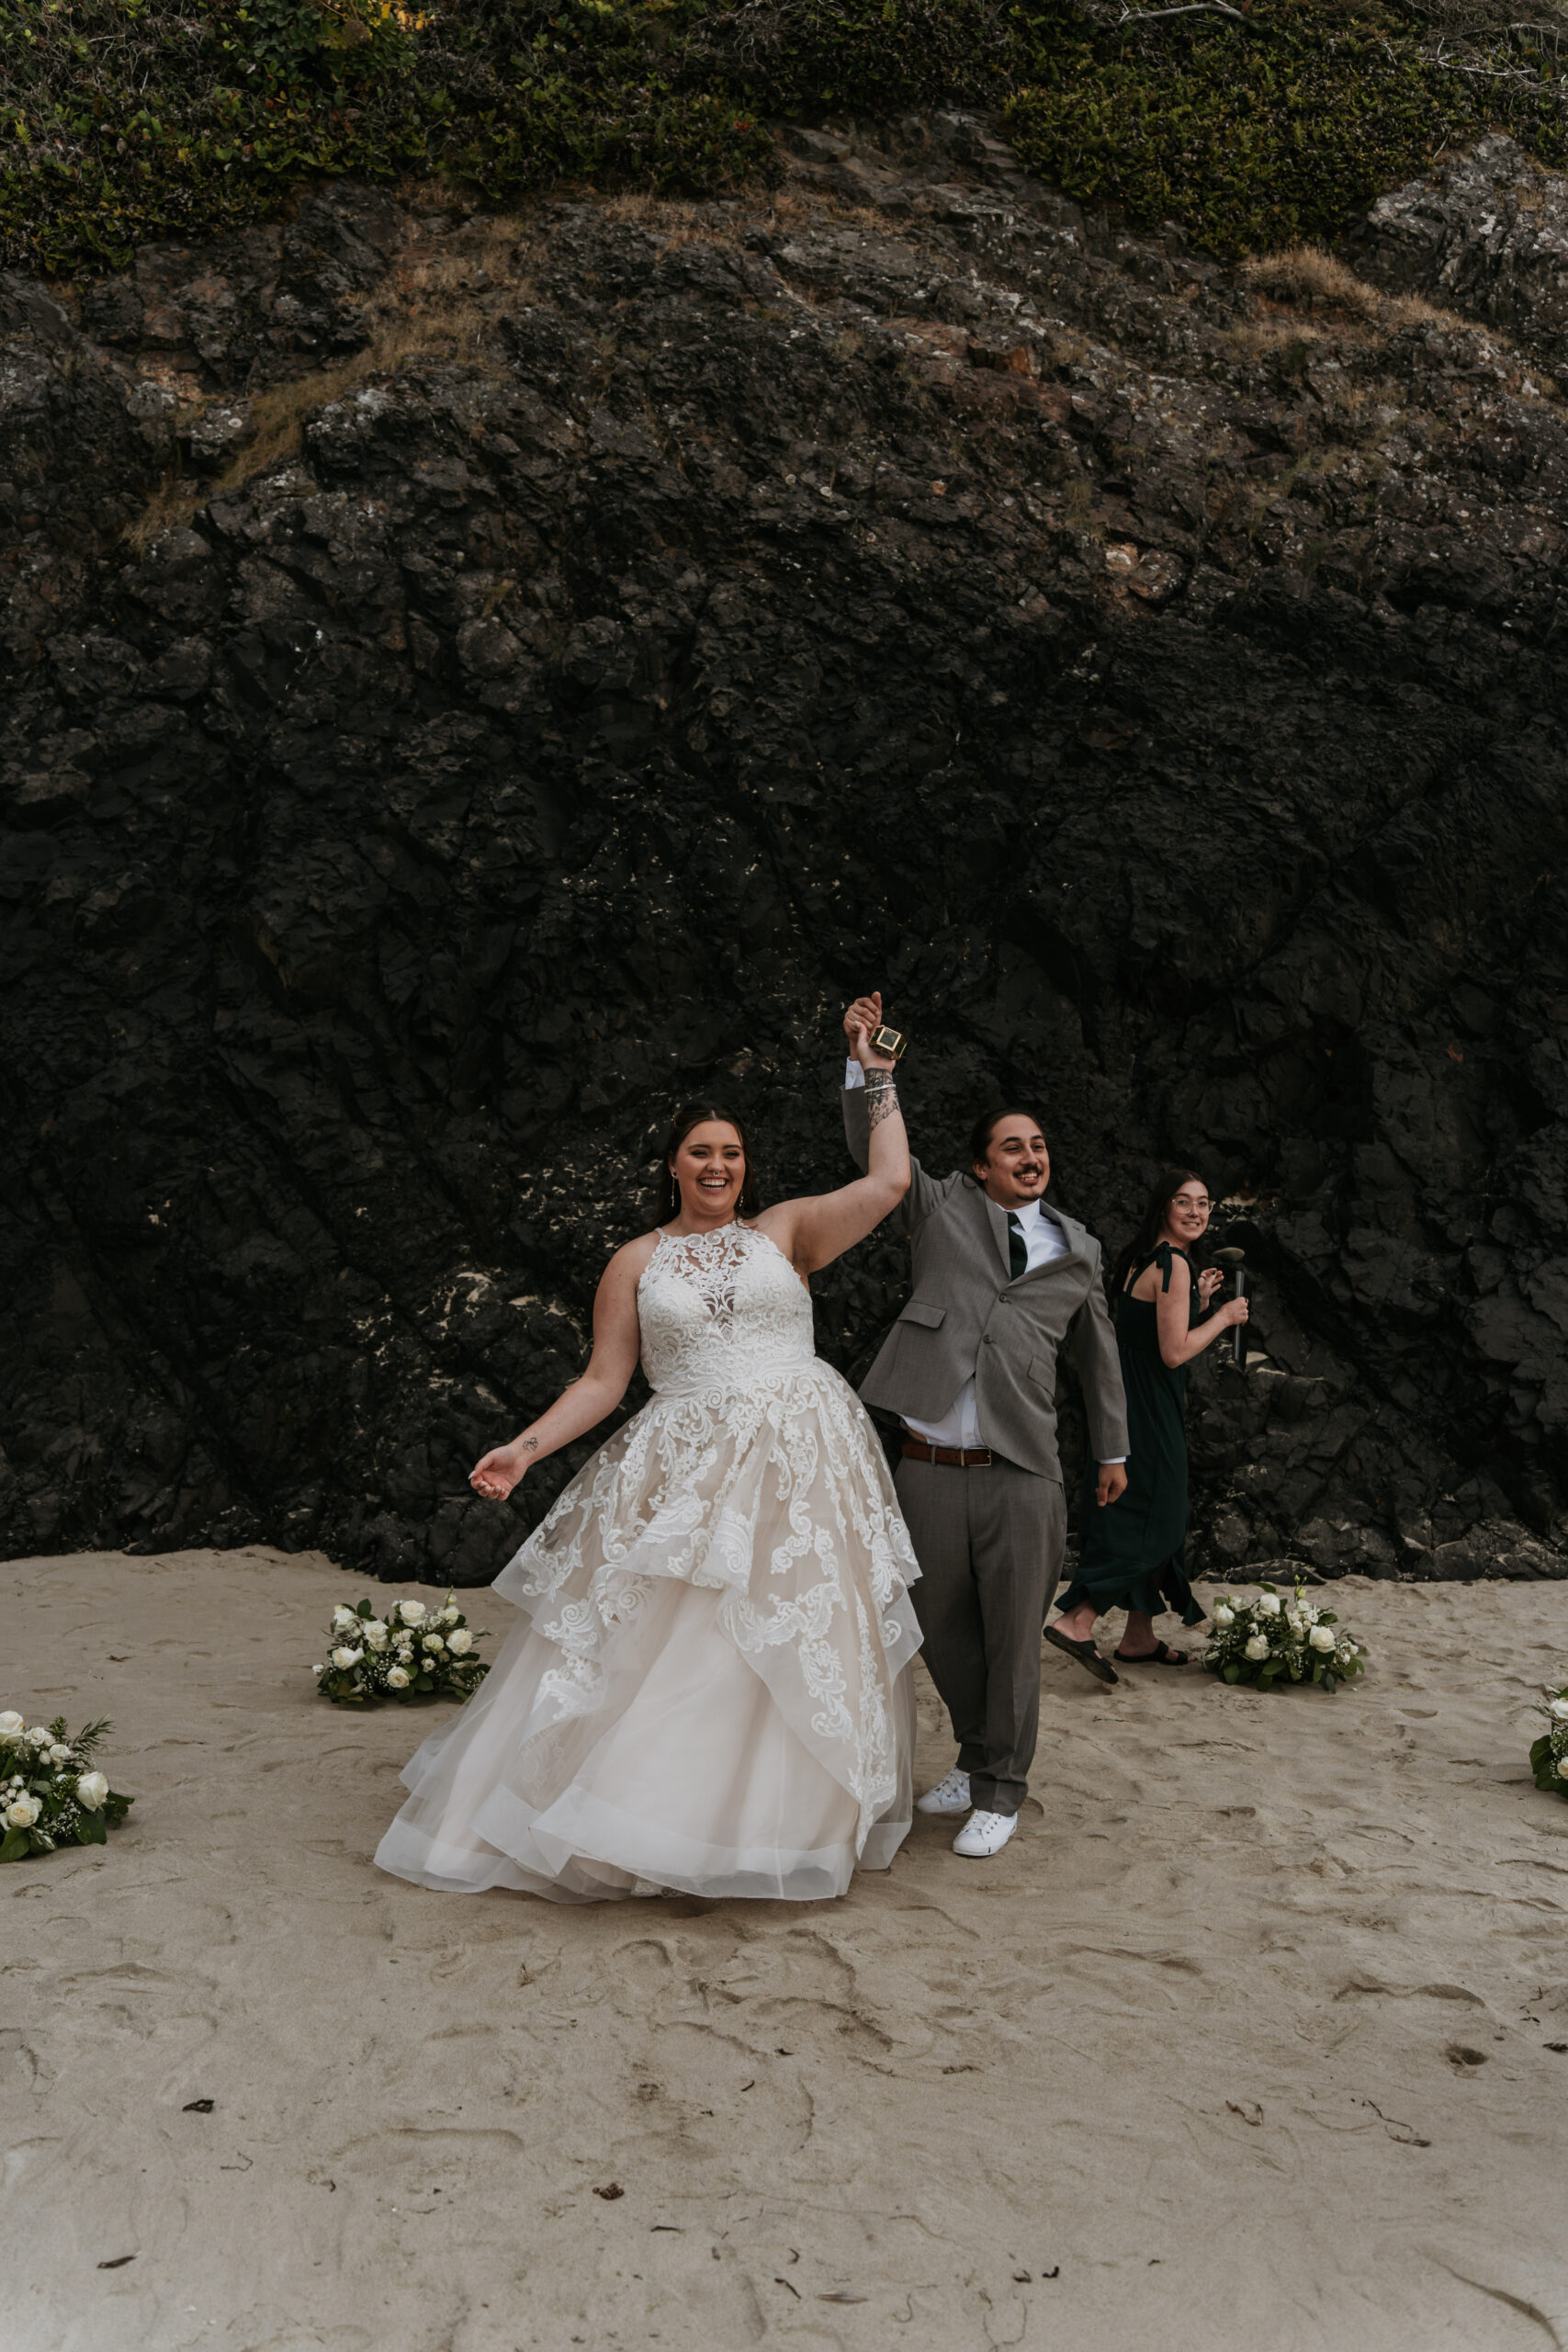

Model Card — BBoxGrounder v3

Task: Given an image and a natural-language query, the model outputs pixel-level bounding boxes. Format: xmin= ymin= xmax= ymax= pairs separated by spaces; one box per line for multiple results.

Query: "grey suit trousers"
xmin=895 ymin=1455 xmax=1067 ymax=1816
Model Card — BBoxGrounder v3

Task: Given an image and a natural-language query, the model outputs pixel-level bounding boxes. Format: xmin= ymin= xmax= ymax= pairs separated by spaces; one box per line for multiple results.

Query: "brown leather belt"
xmin=901 ymin=1439 xmax=993 ymax=1468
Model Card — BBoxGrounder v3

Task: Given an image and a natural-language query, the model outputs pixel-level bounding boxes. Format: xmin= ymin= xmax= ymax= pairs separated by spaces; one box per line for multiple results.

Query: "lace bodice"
xmin=637 ymin=1223 xmax=816 ymax=1395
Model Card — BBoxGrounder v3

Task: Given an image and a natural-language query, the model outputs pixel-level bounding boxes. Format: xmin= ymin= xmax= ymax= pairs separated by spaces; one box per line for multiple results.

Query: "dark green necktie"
xmin=1007 ymin=1211 xmax=1027 ymax=1281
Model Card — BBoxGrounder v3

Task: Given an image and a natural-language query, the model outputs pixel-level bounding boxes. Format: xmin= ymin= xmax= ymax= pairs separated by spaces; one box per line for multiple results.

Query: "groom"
xmin=840 ymin=996 xmax=1130 ymax=1860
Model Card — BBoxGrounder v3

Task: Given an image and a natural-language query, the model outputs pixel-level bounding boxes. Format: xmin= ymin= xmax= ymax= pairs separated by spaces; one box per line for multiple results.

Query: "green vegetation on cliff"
xmin=5 ymin=0 xmax=1568 ymax=276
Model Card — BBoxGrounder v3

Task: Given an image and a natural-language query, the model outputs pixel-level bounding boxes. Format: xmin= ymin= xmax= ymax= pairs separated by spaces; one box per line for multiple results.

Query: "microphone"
xmin=1210 ymin=1247 xmax=1247 ymax=1367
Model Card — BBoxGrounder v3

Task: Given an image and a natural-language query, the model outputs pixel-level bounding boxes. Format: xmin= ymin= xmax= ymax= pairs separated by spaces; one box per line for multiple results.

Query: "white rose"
xmin=1549 ymin=1699 xmax=1568 ymax=1719
xmin=399 ymin=1600 xmax=427 ymax=1626
xmin=446 ymin=1628 xmax=473 ymax=1655
xmin=364 ymin=1619 xmax=387 ymax=1640
xmin=422 ymin=1634 xmax=446 ymax=1653
xmin=1557 ymin=1757 xmax=1568 ymax=1781
xmin=1213 ymin=1605 xmax=1235 ymax=1629
xmin=1308 ymin=1625 xmax=1337 ymax=1652
xmin=387 ymin=1667 xmax=411 ymax=1690
xmin=5 ymin=1793 xmax=41 ymax=1827
xmin=331 ymin=1647 xmax=364 ymax=1671
xmin=48 ymin=1745 xmax=73 ymax=1764
xmin=73 ymin=1770 xmax=109 ymax=1811
xmin=27 ymin=1726 xmax=51 ymax=1745
xmin=1257 ymin=1596 xmax=1280 ymax=1618
xmin=0 ymin=1712 xmax=23 ymax=1738
xmin=332 ymin=1606 xmax=357 ymax=1629
xmin=367 ymin=1630 xmax=389 ymax=1652
xmin=1244 ymin=1634 xmax=1270 ymax=1661
xmin=442 ymin=1605 xmax=460 ymax=1624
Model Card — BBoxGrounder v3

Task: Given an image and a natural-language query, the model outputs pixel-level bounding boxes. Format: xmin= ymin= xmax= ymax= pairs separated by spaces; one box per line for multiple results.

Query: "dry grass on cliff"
xmin=122 ymin=219 xmax=536 ymax=552
xmin=597 ymin=184 xmax=891 ymax=250
xmin=1235 ymin=243 xmax=1559 ymax=404
xmin=1239 ymin=244 xmax=1470 ymax=337
xmin=118 ymin=181 xmax=950 ymax=552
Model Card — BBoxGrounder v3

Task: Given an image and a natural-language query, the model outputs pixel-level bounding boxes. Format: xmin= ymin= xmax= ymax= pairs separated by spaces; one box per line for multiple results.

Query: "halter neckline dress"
xmin=375 ymin=1220 xmax=923 ymax=1904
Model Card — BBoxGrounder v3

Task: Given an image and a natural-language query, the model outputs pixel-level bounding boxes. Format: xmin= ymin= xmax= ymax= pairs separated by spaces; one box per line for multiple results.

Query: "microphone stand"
xmin=1210 ymin=1247 xmax=1247 ymax=1368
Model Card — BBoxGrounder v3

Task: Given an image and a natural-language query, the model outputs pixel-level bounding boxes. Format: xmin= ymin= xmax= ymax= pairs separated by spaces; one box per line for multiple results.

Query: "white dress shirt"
xmin=844 ymin=1059 xmax=1124 ymax=1462
xmin=901 ymin=1195 xmax=1067 ymax=1448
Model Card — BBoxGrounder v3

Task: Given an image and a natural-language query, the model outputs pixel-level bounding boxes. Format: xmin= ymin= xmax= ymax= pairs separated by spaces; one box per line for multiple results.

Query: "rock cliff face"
xmin=3 ymin=119 xmax=1566 ymax=1585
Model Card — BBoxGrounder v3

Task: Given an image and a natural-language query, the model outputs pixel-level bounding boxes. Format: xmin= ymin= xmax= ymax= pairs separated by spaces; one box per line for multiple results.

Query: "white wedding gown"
xmin=374 ymin=1222 xmax=923 ymax=1904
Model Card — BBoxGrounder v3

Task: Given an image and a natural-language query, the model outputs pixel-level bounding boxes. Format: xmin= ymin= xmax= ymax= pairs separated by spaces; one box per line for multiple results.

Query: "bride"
xmin=374 ymin=1012 xmax=922 ymax=1905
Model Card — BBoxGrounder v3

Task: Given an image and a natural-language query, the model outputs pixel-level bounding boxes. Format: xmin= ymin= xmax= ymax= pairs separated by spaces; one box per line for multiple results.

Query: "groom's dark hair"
xmin=654 ymin=1102 xmax=761 ymax=1221
xmin=967 ymin=1106 xmax=1047 ymax=1170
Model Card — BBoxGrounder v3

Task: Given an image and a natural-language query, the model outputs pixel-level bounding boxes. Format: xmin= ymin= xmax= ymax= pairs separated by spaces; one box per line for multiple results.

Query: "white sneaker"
xmin=953 ymin=1808 xmax=1017 ymax=1859
xmin=916 ymin=1768 xmax=972 ymax=1815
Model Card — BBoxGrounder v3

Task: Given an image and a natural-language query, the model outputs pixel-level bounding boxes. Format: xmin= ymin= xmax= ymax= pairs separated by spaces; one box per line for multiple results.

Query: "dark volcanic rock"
xmin=2 ymin=126 xmax=1566 ymax=1582
xmin=1354 ymin=134 xmax=1568 ymax=375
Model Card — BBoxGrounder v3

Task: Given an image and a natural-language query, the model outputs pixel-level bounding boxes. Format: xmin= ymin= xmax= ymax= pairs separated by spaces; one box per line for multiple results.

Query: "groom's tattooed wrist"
xmin=867 ymin=1085 xmax=898 ymax=1126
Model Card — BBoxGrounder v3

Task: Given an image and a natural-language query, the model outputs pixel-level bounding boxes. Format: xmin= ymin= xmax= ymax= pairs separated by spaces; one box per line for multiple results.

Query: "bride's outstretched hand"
xmin=470 ymin=1444 xmax=527 ymax=1501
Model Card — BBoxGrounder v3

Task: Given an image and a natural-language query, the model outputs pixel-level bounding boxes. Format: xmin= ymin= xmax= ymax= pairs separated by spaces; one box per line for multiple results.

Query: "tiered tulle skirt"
xmin=374 ymin=1364 xmax=922 ymax=1905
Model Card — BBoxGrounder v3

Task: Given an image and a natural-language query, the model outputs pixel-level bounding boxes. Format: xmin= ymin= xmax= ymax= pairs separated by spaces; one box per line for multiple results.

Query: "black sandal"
xmin=1045 ymin=1625 xmax=1121 ymax=1685
xmin=1112 ymin=1640 xmax=1190 ymax=1667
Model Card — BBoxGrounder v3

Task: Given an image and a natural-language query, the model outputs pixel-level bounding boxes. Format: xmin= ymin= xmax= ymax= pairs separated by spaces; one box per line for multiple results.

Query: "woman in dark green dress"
xmin=1046 ymin=1170 xmax=1249 ymax=1679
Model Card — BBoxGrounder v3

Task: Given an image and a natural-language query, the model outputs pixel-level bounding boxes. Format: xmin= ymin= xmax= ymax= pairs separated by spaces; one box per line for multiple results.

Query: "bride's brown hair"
xmin=654 ymin=1102 xmax=761 ymax=1222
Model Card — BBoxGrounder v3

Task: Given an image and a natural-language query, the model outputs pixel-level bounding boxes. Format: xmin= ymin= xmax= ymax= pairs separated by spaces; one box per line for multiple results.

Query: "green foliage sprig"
xmin=7 ymin=0 xmax=1568 ymax=281
xmin=0 ymin=0 xmax=771 ymax=277
xmin=0 ymin=1713 xmax=134 ymax=1859
xmin=1529 ymin=1679 xmax=1568 ymax=1797
xmin=1005 ymin=0 xmax=1568 ymax=259
xmin=1204 ymin=1577 xmax=1366 ymax=1692
xmin=314 ymin=1589 xmax=490 ymax=1703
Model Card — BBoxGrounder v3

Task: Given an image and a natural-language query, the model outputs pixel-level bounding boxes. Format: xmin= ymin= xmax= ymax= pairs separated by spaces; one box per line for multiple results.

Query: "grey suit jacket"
xmin=844 ymin=1088 xmax=1130 ymax=1484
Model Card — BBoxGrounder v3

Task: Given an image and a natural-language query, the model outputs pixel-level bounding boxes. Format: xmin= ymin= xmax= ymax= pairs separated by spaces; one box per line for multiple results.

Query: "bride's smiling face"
xmin=671 ymin=1121 xmax=747 ymax=1223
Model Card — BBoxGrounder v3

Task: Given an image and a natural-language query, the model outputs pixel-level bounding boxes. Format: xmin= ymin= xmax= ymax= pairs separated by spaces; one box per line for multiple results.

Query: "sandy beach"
xmin=5 ymin=1546 xmax=1566 ymax=2352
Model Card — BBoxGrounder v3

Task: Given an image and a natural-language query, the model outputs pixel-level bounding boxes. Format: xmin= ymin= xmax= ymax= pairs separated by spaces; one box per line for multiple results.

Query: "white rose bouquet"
xmin=0 ymin=1714 xmax=134 ymax=1860
xmin=1204 ymin=1579 xmax=1365 ymax=1694
xmin=312 ymin=1593 xmax=489 ymax=1706
xmin=1529 ymin=1679 xmax=1568 ymax=1800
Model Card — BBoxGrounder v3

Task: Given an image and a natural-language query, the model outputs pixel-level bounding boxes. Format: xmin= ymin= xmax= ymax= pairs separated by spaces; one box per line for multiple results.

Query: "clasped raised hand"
xmin=843 ymin=989 xmax=896 ymax=1070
